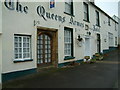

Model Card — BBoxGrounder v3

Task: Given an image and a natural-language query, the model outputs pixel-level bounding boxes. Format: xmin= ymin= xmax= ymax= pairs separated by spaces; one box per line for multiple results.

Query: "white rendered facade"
xmin=118 ymin=1 xmax=120 ymax=45
xmin=0 ymin=0 xmax=118 ymax=82
xmin=0 ymin=0 xmax=2 ymax=86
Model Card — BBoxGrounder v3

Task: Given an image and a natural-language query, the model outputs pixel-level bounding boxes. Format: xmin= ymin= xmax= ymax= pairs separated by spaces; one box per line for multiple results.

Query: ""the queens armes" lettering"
xmin=4 ymin=0 xmax=28 ymax=14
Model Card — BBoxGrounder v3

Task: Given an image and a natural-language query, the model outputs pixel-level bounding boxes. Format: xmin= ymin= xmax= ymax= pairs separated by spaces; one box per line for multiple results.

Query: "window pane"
xmin=84 ymin=3 xmax=88 ymax=21
xmin=27 ymin=43 xmax=29 ymax=47
xmin=23 ymin=37 xmax=26 ymax=43
xmin=15 ymin=48 xmax=18 ymax=54
xmin=19 ymin=48 xmax=22 ymax=53
xmin=19 ymin=54 xmax=22 ymax=58
xmin=84 ymin=13 xmax=87 ymax=20
xmin=15 ymin=54 xmax=18 ymax=59
xmin=15 ymin=42 xmax=18 ymax=47
xmin=65 ymin=1 xmax=72 ymax=14
xmin=96 ymin=11 xmax=100 ymax=26
xmin=27 ymin=37 xmax=29 ymax=43
xmin=19 ymin=43 xmax=22 ymax=47
xmin=19 ymin=37 xmax=22 ymax=42
xmin=15 ymin=37 xmax=18 ymax=42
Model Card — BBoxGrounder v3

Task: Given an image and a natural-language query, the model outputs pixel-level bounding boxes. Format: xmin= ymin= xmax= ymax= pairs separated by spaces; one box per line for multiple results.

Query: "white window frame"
xmin=96 ymin=11 xmax=100 ymax=26
xmin=65 ymin=0 xmax=73 ymax=15
xmin=64 ymin=28 xmax=72 ymax=57
xmin=84 ymin=2 xmax=89 ymax=21
xmin=14 ymin=35 xmax=31 ymax=61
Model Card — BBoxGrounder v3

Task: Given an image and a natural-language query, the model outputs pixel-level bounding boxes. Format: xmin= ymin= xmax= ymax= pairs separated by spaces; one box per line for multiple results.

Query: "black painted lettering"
xmin=77 ymin=22 xmax=80 ymax=26
xmin=58 ymin=16 xmax=62 ymax=22
xmin=51 ymin=14 xmax=54 ymax=20
xmin=37 ymin=6 xmax=47 ymax=21
xmin=4 ymin=0 xmax=14 ymax=10
xmin=24 ymin=6 xmax=28 ymax=14
xmin=55 ymin=15 xmax=58 ymax=21
xmin=62 ymin=17 xmax=66 ymax=23
xmin=46 ymin=12 xmax=51 ymax=19
xmin=16 ymin=0 xmax=23 ymax=13
xmin=69 ymin=17 xmax=73 ymax=24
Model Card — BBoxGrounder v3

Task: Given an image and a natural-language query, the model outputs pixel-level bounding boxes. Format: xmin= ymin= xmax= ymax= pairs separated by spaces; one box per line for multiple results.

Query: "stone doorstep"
xmin=37 ymin=65 xmax=56 ymax=71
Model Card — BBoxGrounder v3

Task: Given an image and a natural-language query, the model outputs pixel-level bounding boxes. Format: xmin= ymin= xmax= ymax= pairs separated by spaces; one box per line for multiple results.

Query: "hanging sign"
xmin=50 ymin=0 xmax=55 ymax=8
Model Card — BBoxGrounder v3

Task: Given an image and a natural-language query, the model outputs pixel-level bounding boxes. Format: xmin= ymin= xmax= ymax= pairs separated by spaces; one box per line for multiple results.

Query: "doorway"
xmin=84 ymin=38 xmax=91 ymax=56
xmin=37 ymin=28 xmax=58 ymax=67
xmin=97 ymin=34 xmax=101 ymax=53
xmin=37 ymin=34 xmax=52 ymax=64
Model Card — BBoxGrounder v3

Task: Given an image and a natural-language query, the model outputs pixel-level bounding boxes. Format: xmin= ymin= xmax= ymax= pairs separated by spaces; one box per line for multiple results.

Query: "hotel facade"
xmin=118 ymin=1 xmax=120 ymax=45
xmin=0 ymin=0 xmax=118 ymax=83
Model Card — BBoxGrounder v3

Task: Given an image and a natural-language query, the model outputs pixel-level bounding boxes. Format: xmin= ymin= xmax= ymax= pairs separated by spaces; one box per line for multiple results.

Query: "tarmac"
xmin=2 ymin=49 xmax=120 ymax=88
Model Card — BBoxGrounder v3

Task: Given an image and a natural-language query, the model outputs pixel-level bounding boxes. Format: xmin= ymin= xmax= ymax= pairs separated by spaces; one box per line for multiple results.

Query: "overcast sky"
xmin=95 ymin=0 xmax=120 ymax=17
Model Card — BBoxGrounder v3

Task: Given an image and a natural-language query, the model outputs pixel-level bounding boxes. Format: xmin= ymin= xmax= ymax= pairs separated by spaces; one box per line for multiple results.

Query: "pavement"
xmin=2 ymin=49 xmax=120 ymax=88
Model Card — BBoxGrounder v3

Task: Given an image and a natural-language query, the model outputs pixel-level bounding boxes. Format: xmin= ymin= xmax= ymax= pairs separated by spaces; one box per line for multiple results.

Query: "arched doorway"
xmin=37 ymin=28 xmax=58 ymax=67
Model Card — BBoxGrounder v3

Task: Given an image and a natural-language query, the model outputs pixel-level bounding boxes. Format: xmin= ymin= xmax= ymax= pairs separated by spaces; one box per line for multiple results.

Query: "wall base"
xmin=2 ymin=68 xmax=37 ymax=83
xmin=58 ymin=59 xmax=84 ymax=68
xmin=103 ymin=47 xmax=118 ymax=54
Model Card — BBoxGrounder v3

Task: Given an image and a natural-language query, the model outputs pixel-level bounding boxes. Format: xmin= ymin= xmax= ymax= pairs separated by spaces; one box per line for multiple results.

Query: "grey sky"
xmin=95 ymin=0 xmax=119 ymax=17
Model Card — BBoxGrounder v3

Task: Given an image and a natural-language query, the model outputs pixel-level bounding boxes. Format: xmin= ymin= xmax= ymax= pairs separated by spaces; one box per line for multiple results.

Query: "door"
xmin=37 ymin=34 xmax=52 ymax=65
xmin=97 ymin=34 xmax=101 ymax=53
xmin=84 ymin=38 xmax=90 ymax=56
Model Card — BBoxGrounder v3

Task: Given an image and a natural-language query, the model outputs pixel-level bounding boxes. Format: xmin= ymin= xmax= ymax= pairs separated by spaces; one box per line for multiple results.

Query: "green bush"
xmin=94 ymin=53 xmax=104 ymax=61
xmin=90 ymin=58 xmax=96 ymax=63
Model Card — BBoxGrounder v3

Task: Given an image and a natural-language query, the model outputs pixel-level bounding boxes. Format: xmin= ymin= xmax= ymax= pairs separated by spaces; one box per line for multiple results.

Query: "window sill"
xmin=14 ymin=59 xmax=33 ymax=63
xmin=83 ymin=19 xmax=90 ymax=23
xmin=64 ymin=12 xmax=75 ymax=17
xmin=64 ymin=56 xmax=75 ymax=60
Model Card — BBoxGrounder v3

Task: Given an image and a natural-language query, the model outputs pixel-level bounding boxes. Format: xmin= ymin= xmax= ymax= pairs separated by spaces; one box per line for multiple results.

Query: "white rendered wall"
xmin=0 ymin=1 xmax=2 ymax=85
xmin=0 ymin=1 xmax=2 ymax=34
xmin=2 ymin=1 xmax=118 ymax=74
xmin=2 ymin=2 xmax=36 ymax=73
xmin=118 ymin=1 xmax=120 ymax=45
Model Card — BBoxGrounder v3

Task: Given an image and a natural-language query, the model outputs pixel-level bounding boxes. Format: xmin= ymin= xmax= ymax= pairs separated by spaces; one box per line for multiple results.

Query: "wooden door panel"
xmin=37 ymin=34 xmax=52 ymax=64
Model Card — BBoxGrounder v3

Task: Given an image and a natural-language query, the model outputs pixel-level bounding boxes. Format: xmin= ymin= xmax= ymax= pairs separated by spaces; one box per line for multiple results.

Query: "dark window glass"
xmin=84 ymin=2 xmax=89 ymax=21
xmin=65 ymin=0 xmax=73 ymax=15
xmin=64 ymin=27 xmax=73 ymax=57
xmin=96 ymin=11 xmax=100 ymax=26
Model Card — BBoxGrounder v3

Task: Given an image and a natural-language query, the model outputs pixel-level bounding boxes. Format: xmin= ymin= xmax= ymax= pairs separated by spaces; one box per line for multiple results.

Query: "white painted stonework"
xmin=0 ymin=1 xmax=2 ymax=34
xmin=0 ymin=35 xmax=1 ymax=84
xmin=0 ymin=0 xmax=118 ymax=83
xmin=118 ymin=1 xmax=120 ymax=45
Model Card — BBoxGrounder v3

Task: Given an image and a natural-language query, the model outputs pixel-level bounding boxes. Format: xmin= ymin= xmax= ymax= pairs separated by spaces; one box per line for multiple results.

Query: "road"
xmin=3 ymin=50 xmax=120 ymax=88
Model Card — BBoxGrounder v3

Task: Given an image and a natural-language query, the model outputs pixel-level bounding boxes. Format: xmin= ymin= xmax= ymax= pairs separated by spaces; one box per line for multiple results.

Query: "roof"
xmin=89 ymin=2 xmax=118 ymax=24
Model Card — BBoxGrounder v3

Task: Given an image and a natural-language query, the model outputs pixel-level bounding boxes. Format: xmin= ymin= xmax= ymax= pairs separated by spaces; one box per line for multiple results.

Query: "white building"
xmin=0 ymin=0 xmax=2 ymax=88
xmin=118 ymin=1 xmax=120 ymax=45
xmin=0 ymin=0 xmax=118 ymax=83
xmin=113 ymin=15 xmax=120 ymax=46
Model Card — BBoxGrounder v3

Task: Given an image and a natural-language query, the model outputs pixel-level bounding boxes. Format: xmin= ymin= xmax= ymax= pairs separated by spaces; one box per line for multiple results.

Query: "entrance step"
xmin=37 ymin=65 xmax=57 ymax=73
